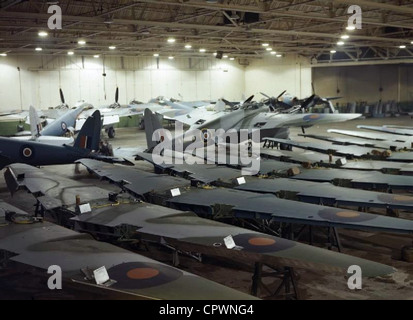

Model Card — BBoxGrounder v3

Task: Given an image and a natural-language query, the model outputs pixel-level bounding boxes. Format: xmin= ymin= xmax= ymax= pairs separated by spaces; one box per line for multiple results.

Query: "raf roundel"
xmin=232 ymin=233 xmax=295 ymax=253
xmin=108 ymin=262 xmax=183 ymax=290
xmin=61 ymin=122 xmax=67 ymax=131
xmin=303 ymin=114 xmax=325 ymax=122
xmin=20 ymin=145 xmax=35 ymax=159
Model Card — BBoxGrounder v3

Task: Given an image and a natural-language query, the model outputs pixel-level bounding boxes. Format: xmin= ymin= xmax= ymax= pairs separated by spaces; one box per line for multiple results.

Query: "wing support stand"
xmin=34 ymin=200 xmax=45 ymax=218
xmin=327 ymin=227 xmax=342 ymax=252
xmin=251 ymin=262 xmax=300 ymax=300
xmin=0 ymin=250 xmax=12 ymax=269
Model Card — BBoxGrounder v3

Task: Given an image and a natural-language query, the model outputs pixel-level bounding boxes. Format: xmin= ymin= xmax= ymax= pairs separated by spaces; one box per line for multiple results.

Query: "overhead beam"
xmin=0 ymin=11 xmax=408 ymax=44
xmin=131 ymin=0 xmax=413 ymax=29
xmin=312 ymin=58 xmax=413 ymax=67
xmin=332 ymin=0 xmax=413 ymax=15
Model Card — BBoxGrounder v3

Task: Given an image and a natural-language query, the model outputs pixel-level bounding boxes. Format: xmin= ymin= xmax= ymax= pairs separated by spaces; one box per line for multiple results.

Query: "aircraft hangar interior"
xmin=0 ymin=0 xmax=412 ymax=303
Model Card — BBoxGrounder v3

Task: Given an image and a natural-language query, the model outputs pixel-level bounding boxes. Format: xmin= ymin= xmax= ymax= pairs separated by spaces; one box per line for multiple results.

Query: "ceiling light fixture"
xmin=341 ymin=35 xmax=349 ymax=39
xmin=337 ymin=41 xmax=345 ymax=46
xmin=399 ymin=45 xmax=406 ymax=49
xmin=185 ymin=44 xmax=192 ymax=49
xmin=93 ymin=54 xmax=100 ymax=58
xmin=270 ymin=51 xmax=276 ymax=55
xmin=0 ymin=53 xmax=7 ymax=57
xmin=38 ymin=31 xmax=48 ymax=37
xmin=168 ymin=56 xmax=174 ymax=60
xmin=346 ymin=26 xmax=356 ymax=31
xmin=35 ymin=47 xmax=42 ymax=51
xmin=223 ymin=55 xmax=228 ymax=58
xmin=213 ymin=52 xmax=217 ymax=56
xmin=153 ymin=53 xmax=159 ymax=57
xmin=199 ymin=48 xmax=206 ymax=53
xmin=229 ymin=57 xmax=235 ymax=60
xmin=276 ymin=54 xmax=282 ymax=58
xmin=78 ymin=40 xmax=86 ymax=45
xmin=262 ymin=43 xmax=269 ymax=47
xmin=330 ymin=50 xmax=337 ymax=53
xmin=167 ymin=37 xmax=176 ymax=43
xmin=109 ymin=46 xmax=116 ymax=50
xmin=67 ymin=51 xmax=74 ymax=55
xmin=266 ymin=47 xmax=272 ymax=51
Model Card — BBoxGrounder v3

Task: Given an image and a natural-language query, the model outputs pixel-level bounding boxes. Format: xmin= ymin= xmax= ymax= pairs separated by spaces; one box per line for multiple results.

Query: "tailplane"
xmin=74 ymin=110 xmax=101 ymax=151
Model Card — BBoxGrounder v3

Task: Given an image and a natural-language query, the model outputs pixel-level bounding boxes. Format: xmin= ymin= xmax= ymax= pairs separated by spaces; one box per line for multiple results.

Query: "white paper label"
xmin=236 ymin=177 xmax=246 ymax=185
xmin=93 ymin=266 xmax=109 ymax=285
xmin=171 ymin=188 xmax=181 ymax=197
xmin=224 ymin=235 xmax=236 ymax=249
xmin=78 ymin=203 xmax=91 ymax=214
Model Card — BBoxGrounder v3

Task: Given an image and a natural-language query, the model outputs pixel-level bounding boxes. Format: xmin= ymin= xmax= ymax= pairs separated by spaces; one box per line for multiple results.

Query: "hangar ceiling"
xmin=0 ymin=0 xmax=413 ymax=63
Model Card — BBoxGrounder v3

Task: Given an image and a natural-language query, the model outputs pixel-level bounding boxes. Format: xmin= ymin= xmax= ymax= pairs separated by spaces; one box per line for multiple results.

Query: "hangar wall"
xmin=2 ymin=54 xmax=411 ymax=113
xmin=0 ymin=55 xmax=245 ymax=111
xmin=244 ymin=56 xmax=313 ymax=99
xmin=312 ymin=64 xmax=413 ymax=105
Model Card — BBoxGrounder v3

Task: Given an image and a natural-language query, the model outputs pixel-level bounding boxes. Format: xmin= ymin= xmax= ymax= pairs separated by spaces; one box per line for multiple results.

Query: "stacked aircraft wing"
xmin=3 ymin=163 xmax=397 ymax=278
xmin=0 ymin=201 xmax=255 ymax=300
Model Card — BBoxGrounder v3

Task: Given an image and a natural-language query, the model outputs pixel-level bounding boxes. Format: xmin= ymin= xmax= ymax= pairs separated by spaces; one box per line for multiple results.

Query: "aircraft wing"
xmin=251 ymin=113 xmax=362 ymax=130
xmin=357 ymin=125 xmax=413 ymax=136
xmin=0 ymin=200 xmax=254 ymax=300
xmin=76 ymin=109 xmax=122 ymax=131
xmin=4 ymin=162 xmax=396 ymax=277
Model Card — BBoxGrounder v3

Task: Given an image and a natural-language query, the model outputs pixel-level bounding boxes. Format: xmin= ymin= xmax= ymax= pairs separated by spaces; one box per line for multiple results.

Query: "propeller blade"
xmin=59 ymin=88 xmax=65 ymax=104
xmin=260 ymin=92 xmax=271 ymax=99
xmin=115 ymin=87 xmax=119 ymax=104
xmin=311 ymin=82 xmax=315 ymax=95
xmin=276 ymin=90 xmax=287 ymax=100
xmin=301 ymin=94 xmax=316 ymax=110
xmin=243 ymin=95 xmax=254 ymax=104
xmin=301 ymin=126 xmax=305 ymax=134
xmin=222 ymin=99 xmax=234 ymax=108
xmin=326 ymin=96 xmax=342 ymax=101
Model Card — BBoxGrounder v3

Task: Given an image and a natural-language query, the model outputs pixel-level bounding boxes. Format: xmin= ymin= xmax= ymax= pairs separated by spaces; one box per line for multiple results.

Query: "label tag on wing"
xmin=236 ymin=177 xmax=246 ymax=185
xmin=78 ymin=203 xmax=92 ymax=214
xmin=170 ymin=188 xmax=181 ymax=197
xmin=224 ymin=235 xmax=236 ymax=249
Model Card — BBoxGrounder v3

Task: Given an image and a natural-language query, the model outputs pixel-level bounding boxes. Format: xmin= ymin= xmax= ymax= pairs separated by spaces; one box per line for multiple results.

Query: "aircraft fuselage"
xmin=0 ymin=137 xmax=89 ymax=169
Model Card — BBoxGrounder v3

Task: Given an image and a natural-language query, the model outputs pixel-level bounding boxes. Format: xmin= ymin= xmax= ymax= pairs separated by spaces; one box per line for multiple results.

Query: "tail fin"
xmin=144 ymin=108 xmax=163 ymax=152
xmin=29 ymin=105 xmax=42 ymax=137
xmin=74 ymin=110 xmax=101 ymax=151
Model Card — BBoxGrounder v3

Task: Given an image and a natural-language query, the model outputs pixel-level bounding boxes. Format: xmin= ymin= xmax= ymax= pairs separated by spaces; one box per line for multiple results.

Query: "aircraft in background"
xmin=75 ymin=88 xmax=192 ymax=137
xmin=129 ymin=96 xmax=195 ymax=130
xmin=0 ymin=89 xmax=90 ymax=136
xmin=11 ymin=106 xmax=76 ymax=146
xmin=261 ymin=89 xmax=342 ymax=114
xmin=159 ymin=95 xmax=360 ymax=151
xmin=0 ymin=110 xmax=132 ymax=169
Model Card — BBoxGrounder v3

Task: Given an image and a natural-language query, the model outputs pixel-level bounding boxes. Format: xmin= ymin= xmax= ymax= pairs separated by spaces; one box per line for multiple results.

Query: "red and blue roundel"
xmin=303 ymin=114 xmax=325 ymax=121
xmin=19 ymin=145 xmax=35 ymax=160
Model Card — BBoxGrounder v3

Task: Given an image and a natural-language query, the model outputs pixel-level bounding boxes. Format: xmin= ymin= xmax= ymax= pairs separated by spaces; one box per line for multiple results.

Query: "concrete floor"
xmin=0 ymin=115 xmax=412 ymax=299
